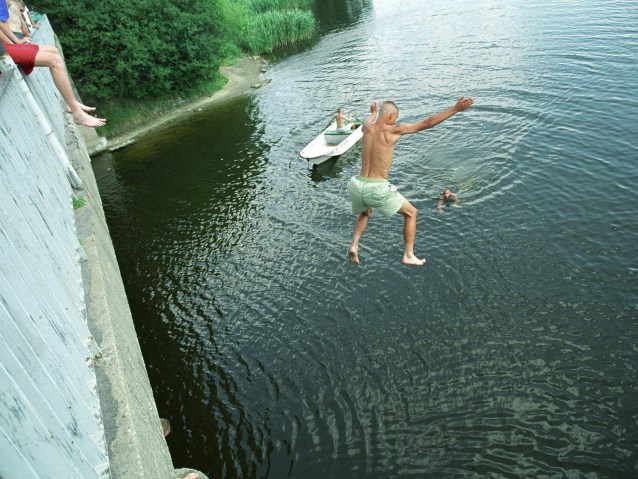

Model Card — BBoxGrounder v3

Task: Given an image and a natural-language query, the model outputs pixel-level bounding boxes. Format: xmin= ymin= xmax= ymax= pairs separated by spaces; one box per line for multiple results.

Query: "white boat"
xmin=300 ymin=118 xmax=364 ymax=166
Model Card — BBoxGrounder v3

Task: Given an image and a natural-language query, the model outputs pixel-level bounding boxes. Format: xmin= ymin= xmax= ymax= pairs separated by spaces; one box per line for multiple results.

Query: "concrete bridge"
xmin=0 ymin=16 xmax=204 ymax=479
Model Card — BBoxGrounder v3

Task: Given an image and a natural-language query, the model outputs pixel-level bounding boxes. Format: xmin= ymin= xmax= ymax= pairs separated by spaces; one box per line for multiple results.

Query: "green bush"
xmin=35 ymin=0 xmax=318 ymax=107
xmin=38 ymin=0 xmax=227 ymax=101
xmin=218 ymin=0 xmax=250 ymax=49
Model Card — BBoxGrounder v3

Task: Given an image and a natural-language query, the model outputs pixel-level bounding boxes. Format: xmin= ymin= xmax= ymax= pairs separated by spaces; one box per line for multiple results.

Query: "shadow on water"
xmin=312 ymin=0 xmax=373 ymax=33
xmin=93 ymin=96 xmax=274 ymax=477
xmin=308 ymin=147 xmax=362 ymax=184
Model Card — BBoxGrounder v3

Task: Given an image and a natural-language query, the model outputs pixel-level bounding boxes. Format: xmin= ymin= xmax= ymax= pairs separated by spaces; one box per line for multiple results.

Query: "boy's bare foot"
xmin=66 ymin=103 xmax=96 ymax=113
xmin=348 ymin=246 xmax=359 ymax=265
xmin=402 ymin=254 xmax=426 ymax=266
xmin=73 ymin=111 xmax=106 ymax=128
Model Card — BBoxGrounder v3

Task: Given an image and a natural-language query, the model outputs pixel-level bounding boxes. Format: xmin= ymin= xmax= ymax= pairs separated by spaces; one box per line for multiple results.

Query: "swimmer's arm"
xmin=395 ymin=97 xmax=474 ymax=135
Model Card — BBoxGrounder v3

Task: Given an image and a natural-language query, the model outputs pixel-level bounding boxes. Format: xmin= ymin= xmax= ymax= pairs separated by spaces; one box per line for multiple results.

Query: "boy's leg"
xmin=34 ymin=49 xmax=105 ymax=127
xmin=398 ymin=200 xmax=426 ymax=266
xmin=34 ymin=46 xmax=94 ymax=112
xmin=348 ymin=208 xmax=372 ymax=265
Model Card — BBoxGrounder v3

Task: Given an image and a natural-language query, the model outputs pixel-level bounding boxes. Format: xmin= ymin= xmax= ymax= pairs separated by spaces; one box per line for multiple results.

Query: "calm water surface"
xmin=93 ymin=0 xmax=638 ymax=477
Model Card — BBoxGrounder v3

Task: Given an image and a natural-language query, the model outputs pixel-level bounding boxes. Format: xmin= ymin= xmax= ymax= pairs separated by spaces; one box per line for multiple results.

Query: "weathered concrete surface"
xmin=67 ymin=120 xmax=177 ymax=478
xmin=175 ymin=468 xmax=211 ymax=479
xmin=1 ymin=55 xmax=110 ymax=477
xmin=1 ymin=17 xmax=210 ymax=477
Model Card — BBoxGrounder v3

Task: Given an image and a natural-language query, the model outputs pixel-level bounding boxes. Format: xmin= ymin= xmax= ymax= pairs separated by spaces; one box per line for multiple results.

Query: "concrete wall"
xmin=0 ymin=17 xmax=177 ymax=479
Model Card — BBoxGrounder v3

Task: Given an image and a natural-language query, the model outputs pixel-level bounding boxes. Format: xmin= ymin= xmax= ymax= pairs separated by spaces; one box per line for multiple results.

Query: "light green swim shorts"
xmin=347 ymin=175 xmax=405 ymax=217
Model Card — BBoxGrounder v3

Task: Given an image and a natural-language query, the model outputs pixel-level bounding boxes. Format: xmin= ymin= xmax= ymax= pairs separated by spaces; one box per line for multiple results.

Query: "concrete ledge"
xmin=2 ymin=20 xmax=209 ymax=477
xmin=66 ymin=118 xmax=177 ymax=478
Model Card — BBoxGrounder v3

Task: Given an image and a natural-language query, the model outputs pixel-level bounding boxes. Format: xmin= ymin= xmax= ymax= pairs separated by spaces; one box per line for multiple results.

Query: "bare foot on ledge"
xmin=73 ymin=110 xmax=106 ymax=128
xmin=66 ymin=103 xmax=96 ymax=113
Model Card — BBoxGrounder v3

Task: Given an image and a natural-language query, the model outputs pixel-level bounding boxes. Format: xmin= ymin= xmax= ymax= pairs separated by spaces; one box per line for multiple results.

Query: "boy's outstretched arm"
xmin=397 ymin=97 xmax=474 ymax=135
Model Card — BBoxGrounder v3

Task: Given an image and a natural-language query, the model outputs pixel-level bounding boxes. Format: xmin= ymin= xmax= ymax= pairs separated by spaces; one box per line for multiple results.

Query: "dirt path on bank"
xmin=106 ymin=56 xmax=267 ymax=152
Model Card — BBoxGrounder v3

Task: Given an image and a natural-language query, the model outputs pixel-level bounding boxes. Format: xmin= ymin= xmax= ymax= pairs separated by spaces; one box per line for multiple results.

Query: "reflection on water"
xmin=94 ymin=0 xmax=638 ymax=477
xmin=312 ymin=0 xmax=372 ymax=33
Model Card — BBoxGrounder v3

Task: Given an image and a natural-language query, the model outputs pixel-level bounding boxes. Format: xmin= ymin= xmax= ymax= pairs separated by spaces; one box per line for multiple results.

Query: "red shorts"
xmin=3 ymin=43 xmax=40 ymax=75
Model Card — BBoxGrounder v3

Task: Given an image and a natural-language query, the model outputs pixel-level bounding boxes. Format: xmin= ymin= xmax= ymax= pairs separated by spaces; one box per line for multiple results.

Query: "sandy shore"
xmin=105 ymin=56 xmax=268 ymax=152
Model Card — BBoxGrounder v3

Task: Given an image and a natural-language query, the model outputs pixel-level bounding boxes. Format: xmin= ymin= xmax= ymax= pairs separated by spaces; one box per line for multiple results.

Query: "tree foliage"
xmin=36 ymin=0 xmax=317 ymax=103
xmin=37 ymin=0 xmax=227 ymax=101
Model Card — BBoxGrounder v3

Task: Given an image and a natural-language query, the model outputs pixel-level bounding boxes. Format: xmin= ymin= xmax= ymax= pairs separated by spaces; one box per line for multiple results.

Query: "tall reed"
xmin=246 ymin=0 xmax=313 ymax=14
xmin=244 ymin=9 xmax=316 ymax=53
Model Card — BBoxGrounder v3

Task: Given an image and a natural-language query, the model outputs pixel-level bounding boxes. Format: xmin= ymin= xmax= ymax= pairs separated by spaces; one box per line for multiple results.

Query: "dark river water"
xmin=92 ymin=0 xmax=638 ymax=477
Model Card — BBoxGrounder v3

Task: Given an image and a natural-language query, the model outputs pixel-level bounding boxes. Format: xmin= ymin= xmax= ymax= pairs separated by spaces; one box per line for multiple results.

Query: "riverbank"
xmin=105 ymin=56 xmax=268 ymax=153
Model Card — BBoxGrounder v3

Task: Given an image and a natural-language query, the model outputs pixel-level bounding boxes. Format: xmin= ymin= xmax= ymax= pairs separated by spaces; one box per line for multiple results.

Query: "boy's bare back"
xmin=360 ymin=102 xmax=403 ymax=179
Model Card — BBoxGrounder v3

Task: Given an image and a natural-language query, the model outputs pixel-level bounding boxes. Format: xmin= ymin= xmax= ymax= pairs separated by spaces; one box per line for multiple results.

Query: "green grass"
xmin=246 ymin=0 xmax=313 ymax=13
xmin=244 ymin=9 xmax=317 ymax=54
xmin=72 ymin=197 xmax=86 ymax=209
xmin=96 ymin=73 xmax=228 ymax=138
xmin=223 ymin=0 xmax=317 ymax=55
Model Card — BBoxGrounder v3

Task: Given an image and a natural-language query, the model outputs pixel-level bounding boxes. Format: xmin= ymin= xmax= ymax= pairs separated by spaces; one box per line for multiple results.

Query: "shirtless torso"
xmin=6 ymin=0 xmax=23 ymax=34
xmin=360 ymin=98 xmax=474 ymax=179
xmin=360 ymin=105 xmax=401 ymax=179
xmin=348 ymin=97 xmax=474 ymax=266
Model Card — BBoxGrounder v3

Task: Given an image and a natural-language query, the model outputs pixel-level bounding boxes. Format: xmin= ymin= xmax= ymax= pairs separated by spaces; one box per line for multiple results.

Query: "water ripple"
xmin=93 ymin=0 xmax=638 ymax=477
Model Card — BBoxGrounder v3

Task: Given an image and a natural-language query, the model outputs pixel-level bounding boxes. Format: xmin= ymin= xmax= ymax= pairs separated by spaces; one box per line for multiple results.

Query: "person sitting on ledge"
xmin=20 ymin=1 xmax=37 ymax=31
xmin=0 ymin=0 xmax=105 ymax=128
xmin=6 ymin=0 xmax=28 ymax=41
